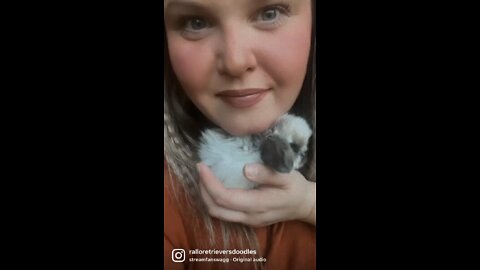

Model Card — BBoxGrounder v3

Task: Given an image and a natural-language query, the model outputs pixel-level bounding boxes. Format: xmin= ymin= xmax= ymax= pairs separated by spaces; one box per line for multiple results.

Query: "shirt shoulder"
xmin=258 ymin=221 xmax=316 ymax=270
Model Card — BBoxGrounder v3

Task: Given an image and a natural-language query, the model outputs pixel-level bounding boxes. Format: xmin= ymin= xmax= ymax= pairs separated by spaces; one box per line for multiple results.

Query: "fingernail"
xmin=245 ymin=164 xmax=258 ymax=179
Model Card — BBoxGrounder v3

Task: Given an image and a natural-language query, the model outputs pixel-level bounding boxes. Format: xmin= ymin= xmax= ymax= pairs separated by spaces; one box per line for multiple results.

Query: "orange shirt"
xmin=164 ymin=161 xmax=316 ymax=270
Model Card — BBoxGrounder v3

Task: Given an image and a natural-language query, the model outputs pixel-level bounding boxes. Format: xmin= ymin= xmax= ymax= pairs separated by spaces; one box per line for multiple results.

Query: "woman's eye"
xmin=261 ymin=8 xmax=280 ymax=21
xmin=183 ymin=17 xmax=209 ymax=31
xmin=178 ymin=16 xmax=211 ymax=39
xmin=254 ymin=5 xmax=291 ymax=27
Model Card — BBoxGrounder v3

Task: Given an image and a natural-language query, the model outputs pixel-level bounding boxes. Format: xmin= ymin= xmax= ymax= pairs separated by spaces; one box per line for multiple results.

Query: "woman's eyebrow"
xmin=165 ymin=0 xmax=299 ymax=18
xmin=165 ymin=0 xmax=293 ymax=11
xmin=165 ymin=0 xmax=209 ymax=13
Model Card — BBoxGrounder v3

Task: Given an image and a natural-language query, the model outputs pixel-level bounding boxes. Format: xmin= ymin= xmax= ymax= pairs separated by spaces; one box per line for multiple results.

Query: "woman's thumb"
xmin=243 ymin=163 xmax=286 ymax=185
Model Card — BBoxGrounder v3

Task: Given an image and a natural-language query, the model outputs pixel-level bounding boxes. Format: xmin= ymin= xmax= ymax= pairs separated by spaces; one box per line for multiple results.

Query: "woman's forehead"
xmin=165 ymin=0 xmax=274 ymax=3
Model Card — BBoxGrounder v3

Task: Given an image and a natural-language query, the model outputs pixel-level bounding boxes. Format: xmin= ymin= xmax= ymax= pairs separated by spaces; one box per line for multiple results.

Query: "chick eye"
xmin=289 ymin=143 xmax=300 ymax=153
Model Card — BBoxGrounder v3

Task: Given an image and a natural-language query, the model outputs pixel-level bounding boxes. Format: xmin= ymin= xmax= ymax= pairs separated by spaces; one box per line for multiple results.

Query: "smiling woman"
xmin=164 ymin=0 xmax=316 ymax=269
xmin=164 ymin=0 xmax=312 ymax=136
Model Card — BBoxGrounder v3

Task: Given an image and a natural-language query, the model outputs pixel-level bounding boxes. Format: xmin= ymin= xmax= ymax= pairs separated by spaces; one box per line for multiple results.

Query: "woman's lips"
xmin=216 ymin=88 xmax=269 ymax=108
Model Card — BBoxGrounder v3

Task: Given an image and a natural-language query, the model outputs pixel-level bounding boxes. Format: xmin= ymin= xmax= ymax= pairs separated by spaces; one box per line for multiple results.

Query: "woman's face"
xmin=165 ymin=0 xmax=312 ymax=136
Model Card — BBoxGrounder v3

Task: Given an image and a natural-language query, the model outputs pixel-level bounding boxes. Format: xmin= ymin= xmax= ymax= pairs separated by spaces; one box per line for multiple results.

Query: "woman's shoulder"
xmin=164 ymin=159 xmax=190 ymax=246
xmin=164 ymin=160 xmax=208 ymax=250
xmin=256 ymin=221 xmax=316 ymax=270
xmin=260 ymin=220 xmax=316 ymax=247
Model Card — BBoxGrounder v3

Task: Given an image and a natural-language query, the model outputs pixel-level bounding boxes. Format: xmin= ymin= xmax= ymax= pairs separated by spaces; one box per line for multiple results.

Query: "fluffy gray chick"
xmin=198 ymin=114 xmax=312 ymax=189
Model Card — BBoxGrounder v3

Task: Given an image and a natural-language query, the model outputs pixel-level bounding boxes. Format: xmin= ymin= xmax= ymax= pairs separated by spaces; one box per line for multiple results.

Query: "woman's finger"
xmin=197 ymin=162 xmax=273 ymax=212
xmin=243 ymin=163 xmax=291 ymax=187
xmin=201 ymin=183 xmax=281 ymax=227
xmin=199 ymin=183 xmax=249 ymax=223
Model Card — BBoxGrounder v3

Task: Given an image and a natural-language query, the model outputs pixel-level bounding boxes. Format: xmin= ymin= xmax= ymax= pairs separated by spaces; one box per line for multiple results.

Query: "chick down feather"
xmin=198 ymin=114 xmax=312 ymax=189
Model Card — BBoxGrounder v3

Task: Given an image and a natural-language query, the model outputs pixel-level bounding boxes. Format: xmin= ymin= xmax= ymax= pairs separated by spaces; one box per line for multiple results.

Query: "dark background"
xmin=3 ymin=1 xmax=471 ymax=268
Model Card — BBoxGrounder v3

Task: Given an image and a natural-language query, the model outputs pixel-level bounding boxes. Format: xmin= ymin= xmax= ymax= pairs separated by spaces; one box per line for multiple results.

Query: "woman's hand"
xmin=197 ymin=162 xmax=316 ymax=227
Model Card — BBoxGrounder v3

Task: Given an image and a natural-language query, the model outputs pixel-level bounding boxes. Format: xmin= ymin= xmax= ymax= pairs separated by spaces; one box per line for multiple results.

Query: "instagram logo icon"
xmin=172 ymin=249 xmax=186 ymax=262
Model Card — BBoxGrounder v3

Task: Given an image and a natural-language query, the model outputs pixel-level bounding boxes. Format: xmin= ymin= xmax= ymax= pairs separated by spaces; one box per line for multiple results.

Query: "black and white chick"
xmin=198 ymin=114 xmax=312 ymax=189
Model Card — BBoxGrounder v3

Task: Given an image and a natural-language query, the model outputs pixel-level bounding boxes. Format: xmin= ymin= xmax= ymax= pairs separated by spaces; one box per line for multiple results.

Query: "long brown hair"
xmin=164 ymin=1 xmax=316 ymax=269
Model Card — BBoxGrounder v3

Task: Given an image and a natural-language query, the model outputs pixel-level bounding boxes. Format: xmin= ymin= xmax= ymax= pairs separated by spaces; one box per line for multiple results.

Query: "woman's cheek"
xmin=271 ymin=30 xmax=311 ymax=88
xmin=168 ymin=39 xmax=212 ymax=95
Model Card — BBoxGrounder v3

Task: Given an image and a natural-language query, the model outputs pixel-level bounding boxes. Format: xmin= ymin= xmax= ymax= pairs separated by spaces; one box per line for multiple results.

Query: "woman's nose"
xmin=216 ymin=29 xmax=257 ymax=78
